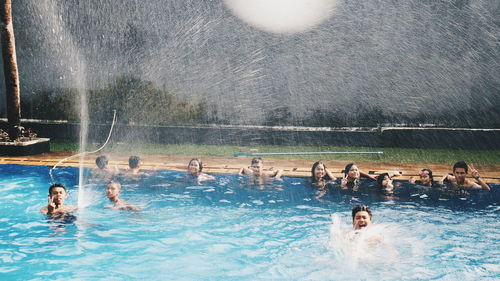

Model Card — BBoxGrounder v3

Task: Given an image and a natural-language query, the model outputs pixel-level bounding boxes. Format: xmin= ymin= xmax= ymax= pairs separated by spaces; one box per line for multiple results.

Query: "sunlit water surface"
xmin=0 ymin=164 xmax=498 ymax=280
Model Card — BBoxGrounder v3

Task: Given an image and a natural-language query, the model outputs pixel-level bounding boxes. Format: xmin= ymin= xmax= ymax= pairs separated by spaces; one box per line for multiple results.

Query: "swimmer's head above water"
xmin=419 ymin=169 xmax=433 ymax=186
xmin=128 ymin=156 xmax=141 ymax=169
xmin=95 ymin=155 xmax=108 ymax=169
xmin=48 ymin=183 xmax=67 ymax=207
xmin=106 ymin=181 xmax=121 ymax=201
xmin=352 ymin=205 xmax=373 ymax=230
xmin=187 ymin=158 xmax=203 ymax=176
xmin=377 ymin=173 xmax=393 ymax=190
xmin=311 ymin=161 xmax=326 ymax=181
xmin=452 ymin=161 xmax=468 ymax=185
xmin=250 ymin=157 xmax=264 ymax=175
xmin=344 ymin=163 xmax=360 ymax=181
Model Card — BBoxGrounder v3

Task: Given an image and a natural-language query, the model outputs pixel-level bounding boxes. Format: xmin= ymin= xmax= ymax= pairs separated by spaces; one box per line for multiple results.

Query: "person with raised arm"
xmin=376 ymin=173 xmax=395 ymax=193
xmin=311 ymin=161 xmax=336 ymax=184
xmin=238 ymin=157 xmax=284 ymax=180
xmin=439 ymin=161 xmax=490 ymax=191
xmin=340 ymin=163 xmax=376 ymax=189
xmin=40 ymin=183 xmax=77 ymax=218
xmin=310 ymin=161 xmax=337 ymax=200
xmin=408 ymin=168 xmax=435 ymax=187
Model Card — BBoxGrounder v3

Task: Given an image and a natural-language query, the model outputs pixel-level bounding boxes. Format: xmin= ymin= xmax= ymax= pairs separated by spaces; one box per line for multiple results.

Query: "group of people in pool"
xmin=40 ymin=180 xmax=140 ymax=219
xmin=41 ymin=156 xmax=491 ymax=219
xmin=311 ymin=160 xmax=491 ymax=192
xmin=40 ymin=183 xmax=377 ymax=238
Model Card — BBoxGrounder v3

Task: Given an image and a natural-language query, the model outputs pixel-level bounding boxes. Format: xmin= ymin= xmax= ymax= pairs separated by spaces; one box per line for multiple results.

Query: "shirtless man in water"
xmin=439 ymin=161 xmax=490 ymax=191
xmin=238 ymin=157 xmax=284 ymax=180
xmin=40 ymin=184 xmax=77 ymax=218
xmin=91 ymin=155 xmax=118 ymax=180
xmin=352 ymin=205 xmax=373 ymax=230
xmin=106 ymin=181 xmax=141 ymax=212
xmin=120 ymin=156 xmax=157 ymax=180
xmin=348 ymin=205 xmax=398 ymax=260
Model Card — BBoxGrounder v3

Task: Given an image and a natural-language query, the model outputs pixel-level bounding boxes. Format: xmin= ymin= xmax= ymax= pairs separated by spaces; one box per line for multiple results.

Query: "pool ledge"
xmin=0 ymin=152 xmax=499 ymax=183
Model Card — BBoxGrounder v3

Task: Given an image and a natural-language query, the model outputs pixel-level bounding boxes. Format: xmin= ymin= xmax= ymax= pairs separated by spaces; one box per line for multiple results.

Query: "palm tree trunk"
xmin=0 ymin=0 xmax=21 ymax=139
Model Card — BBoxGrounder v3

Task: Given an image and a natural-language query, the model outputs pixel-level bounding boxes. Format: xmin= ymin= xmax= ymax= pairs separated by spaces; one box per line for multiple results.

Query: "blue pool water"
xmin=0 ymin=164 xmax=498 ymax=280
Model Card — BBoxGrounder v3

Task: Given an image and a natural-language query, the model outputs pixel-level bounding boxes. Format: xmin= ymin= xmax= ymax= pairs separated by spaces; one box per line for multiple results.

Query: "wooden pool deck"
xmin=1 ymin=152 xmax=499 ymax=183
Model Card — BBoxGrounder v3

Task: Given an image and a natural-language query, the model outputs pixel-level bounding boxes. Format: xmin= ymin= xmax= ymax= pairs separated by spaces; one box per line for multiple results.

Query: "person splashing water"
xmin=329 ymin=205 xmax=399 ymax=269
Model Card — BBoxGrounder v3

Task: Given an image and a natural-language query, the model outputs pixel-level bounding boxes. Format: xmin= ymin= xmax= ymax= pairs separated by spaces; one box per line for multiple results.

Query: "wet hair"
xmin=311 ymin=161 xmax=327 ymax=181
xmin=311 ymin=161 xmax=324 ymax=177
xmin=95 ymin=155 xmax=108 ymax=169
xmin=419 ymin=168 xmax=434 ymax=181
xmin=188 ymin=158 xmax=203 ymax=172
xmin=129 ymin=156 xmax=140 ymax=169
xmin=49 ymin=183 xmax=66 ymax=195
xmin=453 ymin=161 xmax=468 ymax=173
xmin=107 ymin=181 xmax=121 ymax=190
xmin=376 ymin=173 xmax=390 ymax=187
xmin=352 ymin=205 xmax=372 ymax=221
xmin=251 ymin=157 xmax=263 ymax=165
xmin=343 ymin=163 xmax=356 ymax=177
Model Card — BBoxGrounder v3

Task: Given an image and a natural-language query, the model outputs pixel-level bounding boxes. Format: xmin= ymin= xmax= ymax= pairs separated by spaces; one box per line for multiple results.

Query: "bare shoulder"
xmin=199 ymin=173 xmax=215 ymax=181
xmin=64 ymin=205 xmax=78 ymax=212
xmin=240 ymin=167 xmax=252 ymax=174
xmin=464 ymin=179 xmax=480 ymax=188
xmin=265 ymin=170 xmax=278 ymax=177
xmin=446 ymin=175 xmax=457 ymax=182
xmin=121 ymin=201 xmax=141 ymax=212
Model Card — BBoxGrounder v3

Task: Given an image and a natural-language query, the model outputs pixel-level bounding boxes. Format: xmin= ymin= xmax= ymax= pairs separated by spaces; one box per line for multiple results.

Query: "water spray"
xmin=49 ymin=110 xmax=117 ymax=183
xmin=233 ymin=151 xmax=383 ymax=157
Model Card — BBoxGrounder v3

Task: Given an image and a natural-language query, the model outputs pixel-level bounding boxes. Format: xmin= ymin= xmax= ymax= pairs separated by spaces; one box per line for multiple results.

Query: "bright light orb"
xmin=223 ymin=0 xmax=338 ymax=34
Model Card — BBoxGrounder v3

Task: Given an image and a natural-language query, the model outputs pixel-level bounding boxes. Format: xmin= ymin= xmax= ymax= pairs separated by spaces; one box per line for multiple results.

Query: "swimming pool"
xmin=1 ymin=164 xmax=498 ymax=280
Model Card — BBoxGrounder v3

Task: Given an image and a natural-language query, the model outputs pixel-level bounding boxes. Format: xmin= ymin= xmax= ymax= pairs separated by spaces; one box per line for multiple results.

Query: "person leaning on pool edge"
xmin=40 ymin=183 xmax=77 ymax=218
xmin=341 ymin=163 xmax=377 ymax=188
xmin=408 ymin=168 xmax=435 ymax=187
xmin=238 ymin=157 xmax=284 ymax=180
xmin=439 ymin=161 xmax=490 ymax=191
xmin=311 ymin=161 xmax=336 ymax=183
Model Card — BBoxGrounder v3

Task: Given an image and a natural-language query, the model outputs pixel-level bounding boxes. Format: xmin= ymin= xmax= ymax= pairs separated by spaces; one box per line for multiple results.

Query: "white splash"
xmin=223 ymin=0 xmax=338 ymax=34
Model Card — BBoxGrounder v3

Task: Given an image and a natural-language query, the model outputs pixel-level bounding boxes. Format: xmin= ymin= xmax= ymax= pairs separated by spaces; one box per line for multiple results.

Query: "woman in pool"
xmin=310 ymin=161 xmax=337 ymax=200
xmin=340 ymin=163 xmax=377 ymax=189
xmin=376 ymin=173 xmax=395 ymax=193
xmin=186 ymin=158 xmax=215 ymax=181
xmin=408 ymin=168 xmax=435 ymax=187
xmin=311 ymin=161 xmax=336 ymax=185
